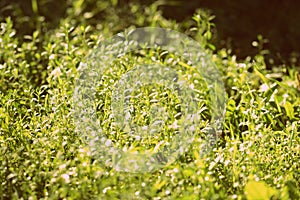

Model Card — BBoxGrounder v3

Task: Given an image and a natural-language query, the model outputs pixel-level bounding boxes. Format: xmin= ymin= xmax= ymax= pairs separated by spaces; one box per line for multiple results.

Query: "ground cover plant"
xmin=0 ymin=0 xmax=299 ymax=199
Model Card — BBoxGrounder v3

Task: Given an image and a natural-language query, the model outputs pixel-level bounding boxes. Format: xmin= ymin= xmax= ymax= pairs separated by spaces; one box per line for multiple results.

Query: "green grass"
xmin=0 ymin=0 xmax=299 ymax=199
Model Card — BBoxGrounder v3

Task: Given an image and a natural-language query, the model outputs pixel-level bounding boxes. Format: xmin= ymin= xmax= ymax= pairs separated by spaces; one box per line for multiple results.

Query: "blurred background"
xmin=1 ymin=0 xmax=300 ymax=66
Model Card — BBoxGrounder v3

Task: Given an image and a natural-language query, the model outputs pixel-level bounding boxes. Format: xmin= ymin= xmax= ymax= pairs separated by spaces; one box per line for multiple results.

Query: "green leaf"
xmin=245 ymin=180 xmax=278 ymax=200
xmin=31 ymin=0 xmax=38 ymax=14
xmin=254 ymin=68 xmax=269 ymax=84
xmin=284 ymin=101 xmax=294 ymax=120
xmin=154 ymin=180 xmax=166 ymax=190
xmin=111 ymin=0 xmax=118 ymax=6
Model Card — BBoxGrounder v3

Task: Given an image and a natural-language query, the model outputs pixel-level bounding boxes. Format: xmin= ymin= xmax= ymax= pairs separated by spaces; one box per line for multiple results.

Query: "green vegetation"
xmin=0 ymin=0 xmax=299 ymax=199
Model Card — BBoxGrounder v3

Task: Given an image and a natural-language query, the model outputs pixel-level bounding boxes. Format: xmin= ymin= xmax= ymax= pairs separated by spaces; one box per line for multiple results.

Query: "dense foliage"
xmin=0 ymin=0 xmax=299 ymax=199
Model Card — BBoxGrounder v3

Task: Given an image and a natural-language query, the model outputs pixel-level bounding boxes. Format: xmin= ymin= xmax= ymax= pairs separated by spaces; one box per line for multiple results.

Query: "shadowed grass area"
xmin=2 ymin=0 xmax=300 ymax=66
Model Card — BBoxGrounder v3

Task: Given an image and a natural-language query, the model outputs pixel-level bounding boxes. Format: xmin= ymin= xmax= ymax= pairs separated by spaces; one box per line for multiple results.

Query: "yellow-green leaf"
xmin=245 ymin=180 xmax=277 ymax=200
xmin=255 ymin=68 xmax=269 ymax=84
xmin=284 ymin=101 xmax=294 ymax=120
